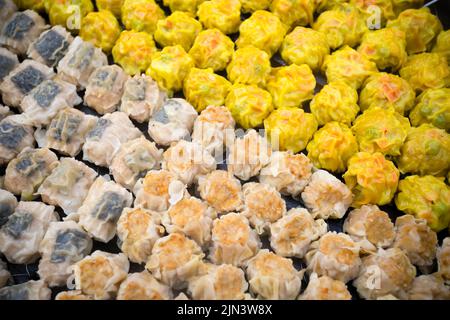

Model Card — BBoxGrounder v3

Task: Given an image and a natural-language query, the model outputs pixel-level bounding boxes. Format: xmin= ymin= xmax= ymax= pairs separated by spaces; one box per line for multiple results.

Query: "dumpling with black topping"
xmin=0 ymin=201 xmax=58 ymax=264
xmin=0 ymin=0 xmax=17 ymax=32
xmin=0 ymin=48 xmax=18 ymax=85
xmin=0 ymin=280 xmax=51 ymax=300
xmin=38 ymin=221 xmax=93 ymax=287
xmin=0 ymin=115 xmax=35 ymax=166
xmin=0 ymin=189 xmax=17 ymax=228
xmin=117 ymin=271 xmax=173 ymax=300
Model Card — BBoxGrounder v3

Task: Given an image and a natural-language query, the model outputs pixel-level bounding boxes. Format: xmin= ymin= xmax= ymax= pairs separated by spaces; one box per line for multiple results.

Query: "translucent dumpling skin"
xmin=198 ymin=0 xmax=241 ymax=35
xmin=343 ymin=152 xmax=399 ymax=207
xmin=432 ymin=31 xmax=450 ymax=65
xmin=307 ymin=122 xmax=358 ymax=173
xmin=264 ymin=107 xmax=318 ymax=153
xmin=80 ymin=10 xmax=121 ymax=53
xmin=121 ymin=0 xmax=165 ymax=35
xmin=396 ymin=124 xmax=450 ymax=177
xmin=266 ymin=64 xmax=316 ymax=109
xmin=226 ymin=46 xmax=271 ymax=87
xmin=395 ymin=175 xmax=450 ymax=232
xmin=46 ymin=0 xmax=93 ymax=31
xmin=270 ymin=0 xmax=315 ymax=28
xmin=409 ymin=88 xmax=450 ymax=132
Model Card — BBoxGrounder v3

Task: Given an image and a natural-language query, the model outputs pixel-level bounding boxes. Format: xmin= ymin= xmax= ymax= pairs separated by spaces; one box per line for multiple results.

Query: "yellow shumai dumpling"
xmin=189 ymin=29 xmax=234 ymax=72
xmin=357 ymin=28 xmax=407 ymax=72
xmin=432 ymin=31 xmax=450 ymax=65
xmin=47 ymin=0 xmax=93 ymax=31
xmin=14 ymin=0 xmax=44 ymax=11
xmin=183 ymin=68 xmax=231 ymax=112
xmin=198 ymin=0 xmax=241 ymax=35
xmin=270 ymin=0 xmax=315 ymax=28
xmin=312 ymin=4 xmax=368 ymax=50
xmin=386 ymin=8 xmax=442 ymax=55
xmin=79 ymin=10 xmax=121 ymax=54
xmin=359 ymin=72 xmax=415 ymax=115
xmin=350 ymin=0 xmax=395 ymax=25
xmin=162 ymin=0 xmax=205 ymax=14
xmin=236 ymin=10 xmax=287 ymax=57
xmin=391 ymin=0 xmax=423 ymax=16
xmin=239 ymin=0 xmax=270 ymax=13
xmin=147 ymin=45 xmax=194 ymax=94
xmin=310 ymin=81 xmax=359 ymax=126
xmin=352 ymin=107 xmax=410 ymax=157
xmin=322 ymin=45 xmax=378 ymax=89
xmin=396 ymin=124 xmax=450 ymax=177
xmin=112 ymin=30 xmax=157 ymax=75
xmin=264 ymin=107 xmax=318 ymax=153
xmin=307 ymin=121 xmax=358 ymax=173
xmin=225 ymin=84 xmax=273 ymax=129
xmin=154 ymin=11 xmax=202 ymax=52
xmin=343 ymin=152 xmax=399 ymax=207
xmin=395 ymin=175 xmax=450 ymax=232
xmin=281 ymin=27 xmax=330 ymax=71
xmin=400 ymin=53 xmax=450 ymax=93
xmin=226 ymin=46 xmax=271 ymax=87
xmin=315 ymin=0 xmax=348 ymax=12
xmin=409 ymin=88 xmax=450 ymax=132
xmin=266 ymin=64 xmax=316 ymax=109
xmin=96 ymin=0 xmax=123 ymax=18
xmin=121 ymin=0 xmax=165 ymax=34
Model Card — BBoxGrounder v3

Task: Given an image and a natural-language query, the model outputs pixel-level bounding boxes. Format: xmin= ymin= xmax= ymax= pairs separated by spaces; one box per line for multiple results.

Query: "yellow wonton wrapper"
xmin=121 ymin=0 xmax=165 ymax=34
xmin=226 ymin=46 xmax=271 ymax=87
xmin=80 ymin=10 xmax=121 ymax=54
xmin=198 ymin=0 xmax=241 ymax=35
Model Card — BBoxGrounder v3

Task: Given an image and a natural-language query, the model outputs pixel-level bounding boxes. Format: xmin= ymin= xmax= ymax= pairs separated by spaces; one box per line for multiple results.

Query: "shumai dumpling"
xmin=74 ymin=176 xmax=133 ymax=243
xmin=407 ymin=273 xmax=450 ymax=300
xmin=322 ymin=46 xmax=378 ymax=90
xmin=72 ymin=251 xmax=129 ymax=300
xmin=37 ymin=221 xmax=93 ymax=287
xmin=162 ymin=140 xmax=216 ymax=186
xmin=343 ymin=152 xmax=399 ymax=207
xmin=259 ymin=151 xmax=313 ymax=198
xmin=0 ymin=201 xmax=58 ymax=264
xmin=396 ymin=124 xmax=450 ymax=177
xmin=117 ymin=207 xmax=164 ymax=264
xmin=147 ymin=45 xmax=194 ymax=94
xmin=236 ymin=10 xmax=287 ymax=57
xmin=197 ymin=170 xmax=243 ymax=214
xmin=121 ymin=0 xmax=164 ymax=34
xmin=55 ymin=290 xmax=92 ymax=300
xmin=352 ymin=107 xmax=410 ymax=156
xmin=133 ymin=170 xmax=188 ymax=212
xmin=302 ymin=170 xmax=353 ymax=220
xmin=359 ymin=72 xmax=415 ymax=115
xmin=198 ymin=0 xmax=241 ymax=35
xmin=0 ymin=10 xmax=47 ymax=55
xmin=239 ymin=0 xmax=270 ymax=12
xmin=37 ymin=158 xmax=97 ymax=214
xmin=4 ymin=147 xmax=58 ymax=200
xmin=0 ymin=59 xmax=55 ymax=108
xmin=183 ymin=68 xmax=231 ymax=113
xmin=281 ymin=27 xmax=330 ymax=71
xmin=357 ymin=28 xmax=407 ymax=71
xmin=120 ymin=74 xmax=167 ymax=123
xmin=310 ymin=81 xmax=359 ymax=126
xmin=299 ymin=273 xmax=351 ymax=300
xmin=27 ymin=25 xmax=73 ymax=68
xmin=350 ymin=0 xmax=395 ymax=25
xmin=0 ymin=259 xmax=10 ymax=288
xmin=305 ymin=232 xmax=361 ymax=283
xmin=84 ymin=65 xmax=129 ymax=114
xmin=395 ymin=175 xmax=450 ymax=232
xmin=0 ymin=0 xmax=17 ymax=32
xmin=391 ymin=0 xmax=423 ymax=15
xmin=162 ymin=0 xmax=206 ymax=14
xmin=0 ymin=48 xmax=18 ymax=85
xmin=112 ymin=30 xmax=157 ymax=76
xmin=264 ymin=108 xmax=318 ymax=153
xmin=225 ymin=84 xmax=274 ymax=129
xmin=162 ymin=197 xmax=217 ymax=248
xmin=117 ymin=271 xmax=172 ymax=300
xmin=270 ymin=0 xmax=315 ymax=28
xmin=154 ymin=11 xmax=202 ymax=52
xmin=226 ymin=46 xmax=271 ymax=88
xmin=146 ymin=233 xmax=205 ymax=290
xmin=189 ymin=29 xmax=234 ymax=72
xmin=188 ymin=263 xmax=248 ymax=300
xmin=82 ymin=112 xmax=142 ymax=167
xmin=57 ymin=37 xmax=108 ymax=90
xmin=228 ymin=129 xmax=272 ymax=181
xmin=353 ymin=247 xmax=416 ymax=300
xmin=45 ymin=0 xmax=94 ymax=32
xmin=270 ymin=208 xmax=327 ymax=258
xmin=0 ymin=280 xmax=50 ymax=300
xmin=307 ymin=122 xmax=358 ymax=173
xmin=400 ymin=53 xmax=450 ymax=93
xmin=209 ymin=213 xmax=261 ymax=267
xmin=0 ymin=189 xmax=17 ymax=227
xmin=266 ymin=64 xmax=316 ymax=109
xmin=148 ymin=98 xmax=197 ymax=146
xmin=312 ymin=4 xmax=367 ymax=50
xmin=387 ymin=8 xmax=442 ymax=55
xmin=343 ymin=205 xmax=395 ymax=253
xmin=110 ymin=137 xmax=163 ymax=190
xmin=0 ymin=115 xmax=35 ymax=166
xmin=409 ymin=88 xmax=450 ymax=132
xmin=432 ymin=30 xmax=450 ymax=64
xmin=95 ymin=0 xmax=123 ymax=18
xmin=437 ymin=238 xmax=450 ymax=284
xmin=34 ymin=108 xmax=97 ymax=157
